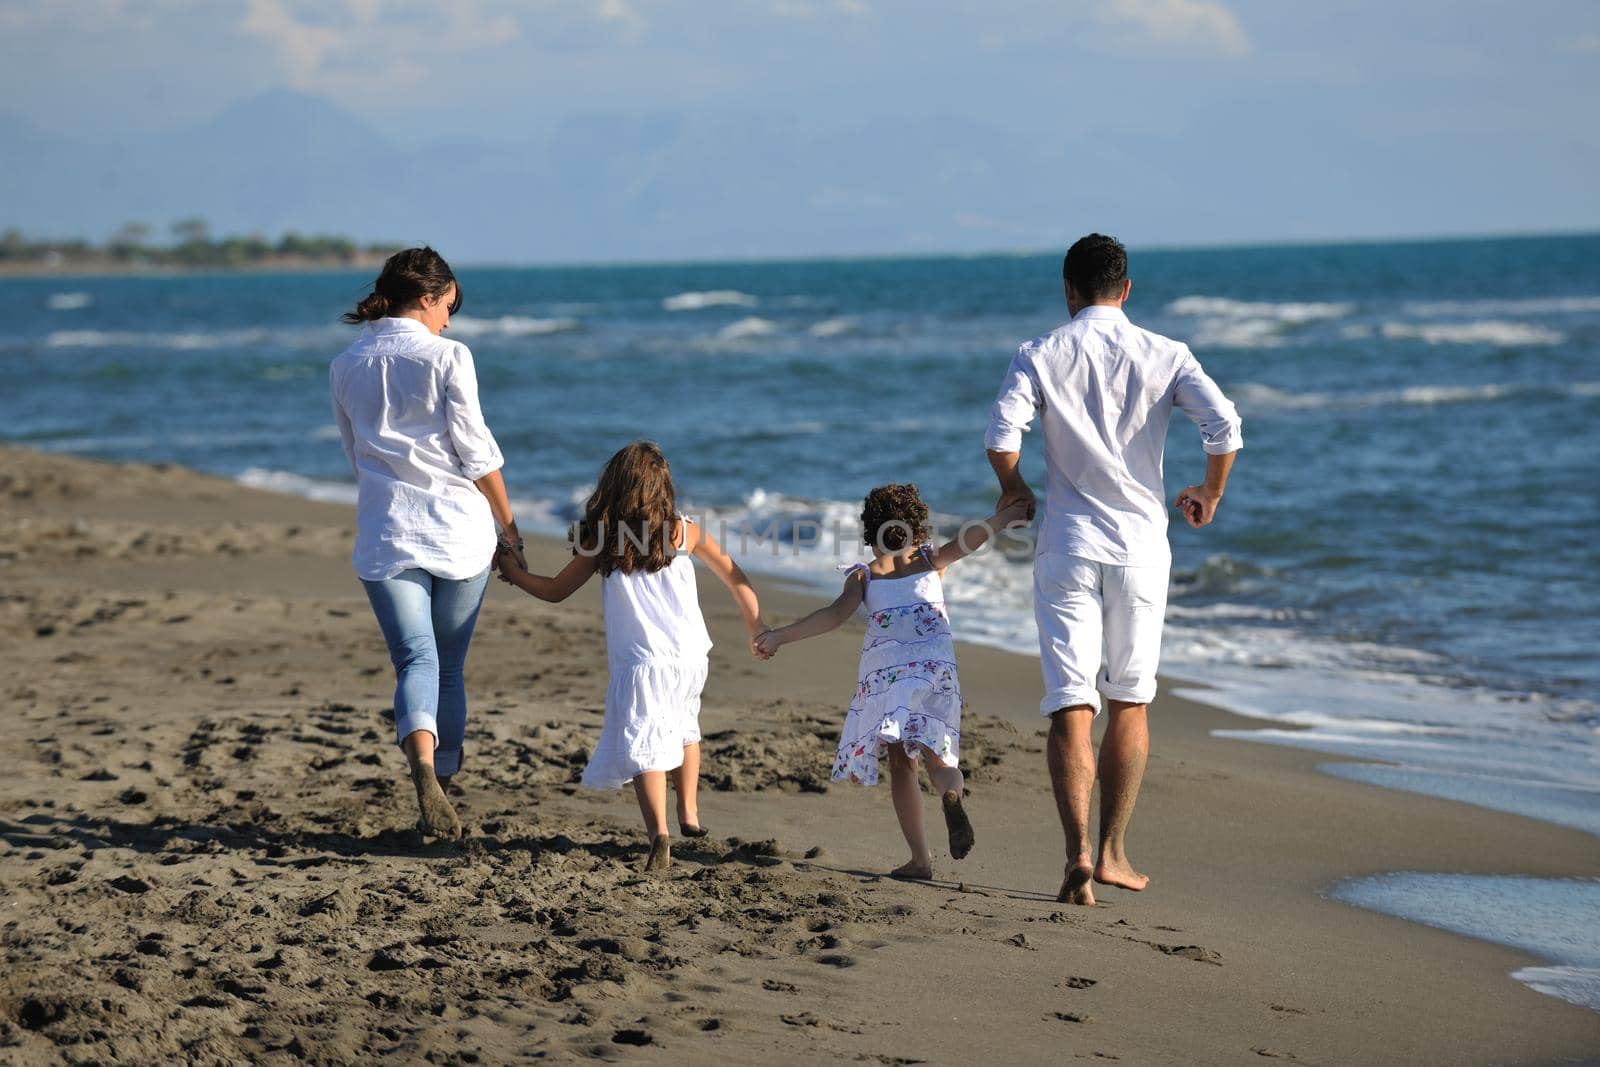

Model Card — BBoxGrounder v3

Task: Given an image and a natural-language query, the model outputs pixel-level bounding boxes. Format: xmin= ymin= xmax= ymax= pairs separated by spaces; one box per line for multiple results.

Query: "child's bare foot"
xmin=941 ymin=790 xmax=975 ymax=860
xmin=410 ymin=763 xmax=461 ymax=842
xmin=643 ymin=834 xmax=671 ymax=872
xmin=889 ymin=860 xmax=934 ymax=881
xmin=1057 ymin=861 xmax=1095 ymax=906
xmin=1094 ymin=856 xmax=1150 ymax=891
xmin=679 ymin=822 xmax=710 ymax=838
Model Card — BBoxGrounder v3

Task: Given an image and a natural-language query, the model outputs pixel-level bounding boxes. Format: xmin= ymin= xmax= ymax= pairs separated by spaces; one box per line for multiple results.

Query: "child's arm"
xmin=753 ymin=570 xmax=867 ymax=658
xmin=685 ymin=522 xmax=767 ymax=643
xmin=929 ymin=499 xmax=1032 ymax=572
xmin=495 ymin=546 xmax=599 ymax=602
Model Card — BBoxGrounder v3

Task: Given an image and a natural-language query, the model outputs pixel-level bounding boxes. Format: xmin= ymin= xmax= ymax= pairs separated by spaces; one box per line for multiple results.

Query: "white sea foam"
xmin=1512 ymin=965 xmax=1600 ymax=1012
xmin=662 ymin=290 xmax=758 ymax=312
xmin=1378 ymin=321 xmax=1563 ymax=346
xmin=236 ymin=468 xmax=359 ymax=505
xmin=1232 ymin=379 xmax=1569 ymax=413
xmin=1570 ymin=382 xmax=1600 ymax=397
xmin=447 ymin=314 xmax=581 ymax=338
xmin=1403 ymin=295 xmax=1600 ymax=317
xmin=46 ymin=292 xmax=92 ymax=311
xmin=808 ymin=317 xmax=855 ymax=338
xmin=716 ymin=316 xmax=777 ymax=341
xmin=44 ymin=325 xmax=341 ymax=350
xmin=1164 ymin=295 xmax=1353 ymax=348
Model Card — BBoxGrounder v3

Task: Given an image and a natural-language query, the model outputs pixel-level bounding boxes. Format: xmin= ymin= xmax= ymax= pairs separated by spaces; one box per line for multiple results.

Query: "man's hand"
xmin=753 ymin=628 xmax=783 ymax=660
xmin=1173 ymin=485 xmax=1223 ymax=528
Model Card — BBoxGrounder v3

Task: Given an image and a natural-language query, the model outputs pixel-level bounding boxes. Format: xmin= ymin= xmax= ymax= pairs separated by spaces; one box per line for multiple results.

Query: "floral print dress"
xmin=833 ymin=546 xmax=962 ymax=786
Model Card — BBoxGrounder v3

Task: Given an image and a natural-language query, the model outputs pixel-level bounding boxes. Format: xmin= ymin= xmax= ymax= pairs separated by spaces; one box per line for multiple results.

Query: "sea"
xmin=4 ymin=233 xmax=1598 ymax=1010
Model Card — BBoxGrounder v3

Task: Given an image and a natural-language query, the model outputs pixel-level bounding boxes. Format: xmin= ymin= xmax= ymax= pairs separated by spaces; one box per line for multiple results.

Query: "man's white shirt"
xmin=985 ymin=304 xmax=1242 ymax=567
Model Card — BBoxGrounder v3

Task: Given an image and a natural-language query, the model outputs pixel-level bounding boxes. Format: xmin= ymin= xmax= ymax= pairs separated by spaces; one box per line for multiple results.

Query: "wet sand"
xmin=1 ymin=446 xmax=1596 ymax=1064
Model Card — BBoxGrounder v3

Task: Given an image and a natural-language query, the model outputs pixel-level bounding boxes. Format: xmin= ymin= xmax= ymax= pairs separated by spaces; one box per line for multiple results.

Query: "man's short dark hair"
xmin=1062 ymin=234 xmax=1128 ymax=301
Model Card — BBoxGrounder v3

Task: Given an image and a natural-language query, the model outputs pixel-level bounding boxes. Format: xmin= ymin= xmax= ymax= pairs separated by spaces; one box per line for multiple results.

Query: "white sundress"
xmin=833 ymin=545 xmax=963 ymax=786
xmin=582 ymin=518 xmax=713 ymax=790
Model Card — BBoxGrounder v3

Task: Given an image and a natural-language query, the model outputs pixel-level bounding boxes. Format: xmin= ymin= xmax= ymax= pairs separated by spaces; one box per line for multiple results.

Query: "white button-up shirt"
xmin=330 ymin=317 xmax=504 ymax=581
xmin=985 ymin=305 xmax=1242 ymax=567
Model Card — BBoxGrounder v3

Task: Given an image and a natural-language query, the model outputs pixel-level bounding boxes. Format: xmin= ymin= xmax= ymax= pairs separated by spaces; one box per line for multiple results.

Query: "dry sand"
xmin=1 ymin=446 xmax=1596 ymax=1064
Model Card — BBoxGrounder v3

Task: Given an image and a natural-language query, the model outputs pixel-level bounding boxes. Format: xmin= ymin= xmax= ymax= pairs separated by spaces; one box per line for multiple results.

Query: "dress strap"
xmin=837 ymin=561 xmax=871 ymax=583
xmin=917 ymin=543 xmax=937 ymax=568
xmin=674 ymin=515 xmax=696 ymax=551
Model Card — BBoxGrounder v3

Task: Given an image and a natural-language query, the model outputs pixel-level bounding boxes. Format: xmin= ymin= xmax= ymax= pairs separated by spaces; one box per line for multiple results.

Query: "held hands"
xmin=996 ymin=483 xmax=1037 ymax=523
xmin=996 ymin=497 xmax=1034 ymax=529
xmin=752 ymin=627 xmax=782 ymax=661
xmin=1173 ymin=485 xmax=1223 ymax=528
xmin=493 ymin=543 xmax=527 ymax=583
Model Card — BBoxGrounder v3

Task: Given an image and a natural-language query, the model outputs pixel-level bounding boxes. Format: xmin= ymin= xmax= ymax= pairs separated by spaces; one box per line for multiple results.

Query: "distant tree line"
xmin=0 ymin=219 xmax=401 ymax=269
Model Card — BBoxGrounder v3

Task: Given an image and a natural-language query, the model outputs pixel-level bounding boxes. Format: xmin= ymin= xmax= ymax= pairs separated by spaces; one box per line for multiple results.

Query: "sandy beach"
xmin=1 ymin=445 xmax=1596 ymax=1065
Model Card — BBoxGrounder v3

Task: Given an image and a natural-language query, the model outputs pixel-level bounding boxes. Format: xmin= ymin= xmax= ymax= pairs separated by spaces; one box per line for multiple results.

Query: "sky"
xmin=2 ymin=0 xmax=1597 ymax=262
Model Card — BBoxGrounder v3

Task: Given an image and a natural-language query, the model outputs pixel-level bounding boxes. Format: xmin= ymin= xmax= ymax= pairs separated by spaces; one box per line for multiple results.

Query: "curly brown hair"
xmin=861 ymin=483 xmax=932 ymax=554
xmin=572 ymin=441 xmax=679 ymax=576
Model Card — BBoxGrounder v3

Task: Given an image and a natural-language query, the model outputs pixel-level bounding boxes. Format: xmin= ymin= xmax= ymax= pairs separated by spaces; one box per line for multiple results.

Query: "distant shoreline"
xmin=0 ymin=254 xmax=390 ymax=280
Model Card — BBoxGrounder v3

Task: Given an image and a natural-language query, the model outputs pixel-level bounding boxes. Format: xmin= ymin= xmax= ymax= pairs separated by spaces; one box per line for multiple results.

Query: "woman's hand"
xmin=497 ymin=522 xmax=528 ymax=571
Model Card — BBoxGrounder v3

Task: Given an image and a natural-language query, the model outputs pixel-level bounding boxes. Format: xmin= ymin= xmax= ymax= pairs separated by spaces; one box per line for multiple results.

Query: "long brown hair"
xmin=573 ymin=441 xmax=679 ymax=576
xmin=343 ymin=246 xmax=462 ymax=323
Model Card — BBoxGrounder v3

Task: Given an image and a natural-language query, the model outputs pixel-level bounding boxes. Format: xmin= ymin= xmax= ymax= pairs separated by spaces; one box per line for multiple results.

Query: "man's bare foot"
xmin=1057 ymin=862 xmax=1096 ymax=906
xmin=643 ymin=834 xmax=671 ymax=872
xmin=1094 ymin=857 xmax=1150 ymax=891
xmin=889 ymin=860 xmax=934 ymax=881
xmin=410 ymin=763 xmax=462 ymax=842
xmin=941 ymin=790 xmax=975 ymax=860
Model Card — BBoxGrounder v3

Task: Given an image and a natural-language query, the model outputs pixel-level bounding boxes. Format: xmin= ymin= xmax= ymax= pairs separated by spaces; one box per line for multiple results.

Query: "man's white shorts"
xmin=1034 ymin=552 xmax=1169 ymax=716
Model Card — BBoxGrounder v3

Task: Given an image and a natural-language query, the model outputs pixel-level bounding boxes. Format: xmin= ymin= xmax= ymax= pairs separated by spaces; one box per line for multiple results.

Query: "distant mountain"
xmin=0 ymin=90 xmax=1080 ymax=262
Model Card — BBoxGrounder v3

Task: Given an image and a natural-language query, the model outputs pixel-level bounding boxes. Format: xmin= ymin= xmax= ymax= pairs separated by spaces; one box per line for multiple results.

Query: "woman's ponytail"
xmin=343 ymin=247 xmax=460 ymax=325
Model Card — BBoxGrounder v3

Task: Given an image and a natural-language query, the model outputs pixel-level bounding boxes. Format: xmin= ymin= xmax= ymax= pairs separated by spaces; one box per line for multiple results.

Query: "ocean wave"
xmin=1403 ymin=295 xmax=1600 ymax=317
xmin=717 ymin=316 xmax=778 ymax=341
xmin=808 ymin=317 xmax=855 ymax=338
xmin=236 ymin=468 xmax=359 ymax=505
xmin=1166 ymin=296 xmax=1354 ymax=323
xmin=44 ymin=325 xmax=342 ymax=350
xmin=1232 ymin=379 xmax=1582 ymax=412
xmin=46 ymin=292 xmax=92 ymax=311
xmin=1374 ymin=321 xmax=1564 ymax=346
xmin=447 ymin=314 xmax=581 ymax=338
xmin=1165 ymin=295 xmax=1353 ymax=349
xmin=662 ymin=290 xmax=758 ymax=312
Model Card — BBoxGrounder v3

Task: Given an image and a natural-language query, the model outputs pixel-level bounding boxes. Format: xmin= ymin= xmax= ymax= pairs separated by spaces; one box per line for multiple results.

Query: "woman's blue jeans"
xmin=361 ymin=567 xmax=490 ymax=777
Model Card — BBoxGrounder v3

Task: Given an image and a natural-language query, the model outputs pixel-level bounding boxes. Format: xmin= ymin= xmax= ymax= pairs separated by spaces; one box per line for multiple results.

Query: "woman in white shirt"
xmin=330 ymin=247 xmax=522 ymax=841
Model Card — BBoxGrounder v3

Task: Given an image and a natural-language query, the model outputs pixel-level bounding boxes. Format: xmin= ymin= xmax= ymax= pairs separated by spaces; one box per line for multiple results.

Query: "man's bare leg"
xmin=1046 ymin=706 xmax=1097 ymax=905
xmin=1095 ymin=700 xmax=1150 ymax=891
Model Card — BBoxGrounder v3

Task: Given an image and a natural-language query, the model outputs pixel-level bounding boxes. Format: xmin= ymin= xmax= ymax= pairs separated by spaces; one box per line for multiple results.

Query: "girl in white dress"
xmin=494 ymin=441 xmax=767 ymax=872
xmin=757 ymin=485 xmax=1030 ymax=879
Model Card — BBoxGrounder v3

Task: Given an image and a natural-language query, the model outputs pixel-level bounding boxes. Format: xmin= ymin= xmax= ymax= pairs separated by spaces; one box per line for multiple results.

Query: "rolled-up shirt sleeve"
xmin=442 ymin=343 xmax=504 ymax=480
xmin=984 ymin=347 xmax=1042 ymax=452
xmin=1172 ymin=349 xmax=1243 ymax=455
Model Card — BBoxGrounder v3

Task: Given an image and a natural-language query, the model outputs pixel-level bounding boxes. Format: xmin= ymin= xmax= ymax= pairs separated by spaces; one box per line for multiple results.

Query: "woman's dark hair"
xmin=343 ymin=246 xmax=463 ymax=324
xmin=1062 ymin=233 xmax=1128 ymax=302
xmin=861 ymin=483 xmax=932 ymax=554
xmin=572 ymin=441 xmax=678 ymax=577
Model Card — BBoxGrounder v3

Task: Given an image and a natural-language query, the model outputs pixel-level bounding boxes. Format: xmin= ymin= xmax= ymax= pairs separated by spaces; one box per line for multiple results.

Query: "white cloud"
xmin=238 ymin=0 xmax=529 ymax=93
xmin=1103 ymin=0 xmax=1250 ymax=57
xmin=1568 ymin=32 xmax=1600 ymax=53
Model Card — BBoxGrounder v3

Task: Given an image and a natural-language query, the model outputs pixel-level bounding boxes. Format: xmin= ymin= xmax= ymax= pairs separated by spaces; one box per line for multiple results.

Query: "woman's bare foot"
xmin=436 ymin=775 xmax=452 ymax=794
xmin=1094 ymin=856 xmax=1150 ymax=891
xmin=1057 ymin=861 xmax=1096 ymax=906
xmin=889 ymin=859 xmax=934 ymax=881
xmin=941 ymin=790 xmax=975 ymax=860
xmin=410 ymin=762 xmax=462 ymax=842
xmin=643 ymin=834 xmax=671 ymax=872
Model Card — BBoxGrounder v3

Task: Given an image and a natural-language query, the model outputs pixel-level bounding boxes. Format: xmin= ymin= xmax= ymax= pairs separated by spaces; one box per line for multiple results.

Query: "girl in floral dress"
xmin=756 ymin=485 xmax=1030 ymax=879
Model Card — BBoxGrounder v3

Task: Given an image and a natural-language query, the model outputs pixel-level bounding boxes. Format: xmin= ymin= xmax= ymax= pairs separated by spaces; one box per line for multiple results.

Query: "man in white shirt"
xmin=985 ymin=234 xmax=1242 ymax=905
